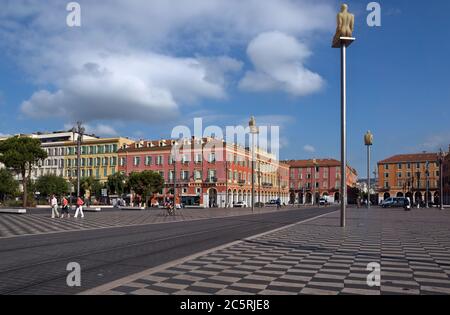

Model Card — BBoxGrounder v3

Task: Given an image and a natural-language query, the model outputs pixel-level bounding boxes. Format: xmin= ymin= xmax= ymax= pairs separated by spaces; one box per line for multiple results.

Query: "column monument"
xmin=332 ymin=4 xmax=355 ymax=227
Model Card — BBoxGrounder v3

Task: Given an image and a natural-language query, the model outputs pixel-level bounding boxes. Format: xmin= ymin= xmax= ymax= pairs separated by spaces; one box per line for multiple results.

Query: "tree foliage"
xmin=0 ymin=136 xmax=47 ymax=206
xmin=0 ymin=168 xmax=19 ymax=200
xmin=107 ymin=172 xmax=128 ymax=195
xmin=127 ymin=171 xmax=164 ymax=201
xmin=80 ymin=176 xmax=104 ymax=198
xmin=35 ymin=175 xmax=69 ymax=198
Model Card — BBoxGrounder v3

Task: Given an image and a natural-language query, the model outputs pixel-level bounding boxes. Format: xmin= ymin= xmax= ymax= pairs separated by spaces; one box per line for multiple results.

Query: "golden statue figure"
xmin=332 ymin=4 xmax=355 ymax=48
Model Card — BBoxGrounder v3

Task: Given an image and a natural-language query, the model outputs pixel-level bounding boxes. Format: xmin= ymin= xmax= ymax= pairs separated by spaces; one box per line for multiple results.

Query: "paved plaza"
xmin=0 ymin=206 xmax=309 ymax=238
xmin=86 ymin=207 xmax=450 ymax=295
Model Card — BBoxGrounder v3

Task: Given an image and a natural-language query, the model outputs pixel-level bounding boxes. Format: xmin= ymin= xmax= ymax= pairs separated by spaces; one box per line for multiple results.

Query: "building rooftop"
xmin=378 ymin=153 xmax=439 ymax=164
xmin=284 ymin=159 xmax=341 ymax=168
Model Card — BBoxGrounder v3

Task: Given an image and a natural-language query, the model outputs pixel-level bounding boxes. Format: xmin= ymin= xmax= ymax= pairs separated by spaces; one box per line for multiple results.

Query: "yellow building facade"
xmin=63 ymin=137 xmax=135 ymax=182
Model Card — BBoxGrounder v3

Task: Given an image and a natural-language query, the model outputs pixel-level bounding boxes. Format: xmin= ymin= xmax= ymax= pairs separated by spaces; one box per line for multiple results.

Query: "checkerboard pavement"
xmin=94 ymin=208 xmax=450 ymax=295
xmin=0 ymin=206 xmax=304 ymax=238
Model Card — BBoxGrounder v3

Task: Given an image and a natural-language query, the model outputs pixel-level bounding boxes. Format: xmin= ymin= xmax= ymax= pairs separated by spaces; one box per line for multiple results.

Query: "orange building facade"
xmin=377 ymin=153 xmax=440 ymax=204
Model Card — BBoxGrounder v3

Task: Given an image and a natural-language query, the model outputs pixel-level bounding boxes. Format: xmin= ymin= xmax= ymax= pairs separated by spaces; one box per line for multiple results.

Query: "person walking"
xmin=51 ymin=194 xmax=60 ymax=218
xmin=74 ymin=196 xmax=85 ymax=219
xmin=405 ymin=196 xmax=412 ymax=211
xmin=60 ymin=196 xmax=70 ymax=218
xmin=276 ymin=198 xmax=281 ymax=210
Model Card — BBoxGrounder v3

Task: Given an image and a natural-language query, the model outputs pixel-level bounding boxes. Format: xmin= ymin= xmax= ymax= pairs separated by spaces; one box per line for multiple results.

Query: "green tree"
xmin=0 ymin=168 xmax=19 ymax=202
xmin=35 ymin=175 xmax=69 ymax=198
xmin=80 ymin=176 xmax=104 ymax=202
xmin=107 ymin=172 xmax=128 ymax=195
xmin=0 ymin=136 xmax=47 ymax=206
xmin=127 ymin=171 xmax=164 ymax=206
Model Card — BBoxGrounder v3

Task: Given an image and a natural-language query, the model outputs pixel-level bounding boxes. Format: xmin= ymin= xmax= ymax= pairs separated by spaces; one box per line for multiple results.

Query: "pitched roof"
xmin=378 ymin=153 xmax=439 ymax=164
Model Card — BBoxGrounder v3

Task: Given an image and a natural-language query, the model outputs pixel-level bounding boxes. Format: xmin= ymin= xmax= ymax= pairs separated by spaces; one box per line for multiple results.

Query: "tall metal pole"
xmin=367 ymin=145 xmax=371 ymax=209
xmin=225 ymin=160 xmax=228 ymax=208
xmin=251 ymin=133 xmax=255 ymax=213
xmin=440 ymin=150 xmax=444 ymax=210
xmin=76 ymin=121 xmax=84 ymax=198
xmin=173 ymin=144 xmax=176 ymax=208
xmin=426 ymin=161 xmax=430 ymax=208
xmin=340 ymin=43 xmax=347 ymax=227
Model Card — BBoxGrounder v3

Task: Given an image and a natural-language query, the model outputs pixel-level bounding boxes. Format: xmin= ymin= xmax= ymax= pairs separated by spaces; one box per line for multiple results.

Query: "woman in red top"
xmin=61 ymin=197 xmax=70 ymax=218
xmin=75 ymin=197 xmax=85 ymax=218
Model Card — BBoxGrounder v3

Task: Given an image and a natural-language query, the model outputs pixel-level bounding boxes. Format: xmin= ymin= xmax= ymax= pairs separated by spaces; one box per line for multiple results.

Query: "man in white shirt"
xmin=51 ymin=194 xmax=60 ymax=218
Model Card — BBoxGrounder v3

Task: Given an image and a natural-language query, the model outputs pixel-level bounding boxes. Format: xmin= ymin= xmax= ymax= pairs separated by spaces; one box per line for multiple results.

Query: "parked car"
xmin=234 ymin=201 xmax=248 ymax=208
xmin=381 ymin=197 xmax=407 ymax=208
xmin=319 ymin=198 xmax=329 ymax=206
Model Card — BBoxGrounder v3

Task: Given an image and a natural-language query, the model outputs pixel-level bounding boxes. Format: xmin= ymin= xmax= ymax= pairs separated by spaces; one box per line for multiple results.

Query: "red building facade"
xmin=118 ymin=137 xmax=290 ymax=208
xmin=286 ymin=159 xmax=358 ymax=205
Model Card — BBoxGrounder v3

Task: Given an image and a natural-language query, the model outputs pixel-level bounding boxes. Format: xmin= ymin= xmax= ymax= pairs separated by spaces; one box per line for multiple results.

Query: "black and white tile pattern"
xmin=100 ymin=208 xmax=450 ymax=295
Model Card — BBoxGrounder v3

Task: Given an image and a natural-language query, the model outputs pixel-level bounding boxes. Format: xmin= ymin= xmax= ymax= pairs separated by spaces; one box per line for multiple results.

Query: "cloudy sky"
xmin=1 ymin=0 xmax=449 ymax=176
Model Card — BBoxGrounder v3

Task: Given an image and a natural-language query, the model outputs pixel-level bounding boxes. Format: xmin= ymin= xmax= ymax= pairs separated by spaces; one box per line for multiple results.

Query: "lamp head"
xmin=364 ymin=131 xmax=374 ymax=146
xmin=249 ymin=116 xmax=258 ymax=134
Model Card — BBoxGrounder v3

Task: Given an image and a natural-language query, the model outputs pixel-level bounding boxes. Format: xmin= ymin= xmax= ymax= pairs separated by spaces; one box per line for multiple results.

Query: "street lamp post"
xmin=72 ymin=122 xmax=85 ymax=198
xmin=364 ymin=131 xmax=373 ymax=209
xmin=249 ymin=117 xmax=259 ymax=213
xmin=439 ymin=149 xmax=445 ymax=210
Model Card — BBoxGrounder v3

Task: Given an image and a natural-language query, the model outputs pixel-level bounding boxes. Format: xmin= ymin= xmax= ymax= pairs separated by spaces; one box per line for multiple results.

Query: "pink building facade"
xmin=118 ymin=138 xmax=290 ymax=208
xmin=286 ymin=159 xmax=358 ymax=205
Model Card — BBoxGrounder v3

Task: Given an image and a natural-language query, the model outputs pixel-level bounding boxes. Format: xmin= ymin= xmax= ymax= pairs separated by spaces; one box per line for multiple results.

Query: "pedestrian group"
xmin=50 ymin=194 xmax=85 ymax=219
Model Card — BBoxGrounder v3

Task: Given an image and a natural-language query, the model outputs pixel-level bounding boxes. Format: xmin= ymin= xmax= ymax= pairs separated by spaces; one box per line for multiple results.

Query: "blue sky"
xmin=0 ymin=0 xmax=449 ymax=177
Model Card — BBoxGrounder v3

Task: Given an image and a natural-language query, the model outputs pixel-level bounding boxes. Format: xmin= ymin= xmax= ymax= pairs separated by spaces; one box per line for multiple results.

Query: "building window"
xmin=398 ymin=163 xmax=402 ymax=169
xmin=181 ymin=171 xmax=189 ymax=181
xmin=385 ymin=173 xmax=389 ymax=178
xmin=208 ymin=170 xmax=217 ymax=181
xmin=133 ymin=157 xmax=140 ymax=166
xmin=385 ymin=164 xmax=389 ymax=170
xmin=156 ymin=156 xmax=164 ymax=165
xmin=182 ymin=154 xmax=190 ymax=164
xmin=145 ymin=156 xmax=152 ymax=166
xmin=194 ymin=170 xmax=202 ymax=181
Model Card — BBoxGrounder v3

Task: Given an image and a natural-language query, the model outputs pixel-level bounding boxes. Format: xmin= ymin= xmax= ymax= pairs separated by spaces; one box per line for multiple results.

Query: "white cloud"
xmin=20 ymin=51 xmax=240 ymax=122
xmin=303 ymin=144 xmax=316 ymax=153
xmin=85 ymin=124 xmax=119 ymax=137
xmin=1 ymin=0 xmax=334 ymax=124
xmin=240 ymin=32 xmax=324 ymax=96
